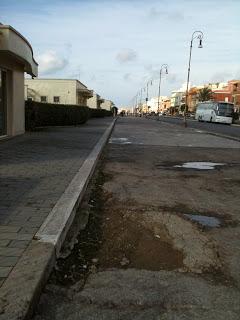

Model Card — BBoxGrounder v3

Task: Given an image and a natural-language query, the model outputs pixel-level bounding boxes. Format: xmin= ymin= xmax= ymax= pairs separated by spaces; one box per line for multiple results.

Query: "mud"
xmin=98 ymin=205 xmax=184 ymax=271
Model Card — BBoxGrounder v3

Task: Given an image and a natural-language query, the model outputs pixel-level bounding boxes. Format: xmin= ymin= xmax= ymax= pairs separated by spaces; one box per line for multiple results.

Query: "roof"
xmin=0 ymin=24 xmax=38 ymax=76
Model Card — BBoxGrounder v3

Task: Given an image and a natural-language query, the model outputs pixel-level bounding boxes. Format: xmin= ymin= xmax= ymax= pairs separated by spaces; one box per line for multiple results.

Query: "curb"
xmin=0 ymin=118 xmax=117 ymax=320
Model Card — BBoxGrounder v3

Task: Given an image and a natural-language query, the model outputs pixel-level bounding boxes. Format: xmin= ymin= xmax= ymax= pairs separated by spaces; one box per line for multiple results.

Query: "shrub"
xmin=25 ymin=101 xmax=90 ymax=130
xmin=89 ymin=108 xmax=113 ymax=118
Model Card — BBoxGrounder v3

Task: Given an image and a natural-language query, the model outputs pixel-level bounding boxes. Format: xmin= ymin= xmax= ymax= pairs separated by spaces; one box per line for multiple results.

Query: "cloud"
xmin=116 ymin=49 xmax=137 ymax=63
xmin=37 ymin=50 xmax=68 ymax=75
xmin=148 ymin=7 xmax=184 ymax=21
xmin=210 ymin=71 xmax=232 ymax=83
xmin=123 ymin=73 xmax=131 ymax=81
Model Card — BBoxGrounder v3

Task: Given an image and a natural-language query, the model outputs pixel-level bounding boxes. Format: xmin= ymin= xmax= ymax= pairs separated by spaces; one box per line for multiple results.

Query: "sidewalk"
xmin=0 ymin=118 xmax=114 ymax=319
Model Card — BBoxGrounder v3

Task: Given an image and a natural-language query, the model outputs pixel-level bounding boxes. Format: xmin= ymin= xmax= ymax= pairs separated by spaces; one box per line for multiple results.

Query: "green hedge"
xmin=25 ymin=101 xmax=113 ymax=130
xmin=89 ymin=108 xmax=113 ymax=118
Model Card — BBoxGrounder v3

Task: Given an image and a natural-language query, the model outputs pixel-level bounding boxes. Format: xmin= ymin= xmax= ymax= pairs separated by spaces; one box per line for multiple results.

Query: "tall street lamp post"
xmin=184 ymin=30 xmax=203 ymax=127
xmin=157 ymin=64 xmax=168 ymax=116
xmin=145 ymin=80 xmax=152 ymax=114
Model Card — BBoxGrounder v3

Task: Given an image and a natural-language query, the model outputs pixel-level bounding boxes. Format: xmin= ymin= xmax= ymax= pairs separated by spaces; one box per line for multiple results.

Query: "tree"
xmin=198 ymin=87 xmax=212 ymax=102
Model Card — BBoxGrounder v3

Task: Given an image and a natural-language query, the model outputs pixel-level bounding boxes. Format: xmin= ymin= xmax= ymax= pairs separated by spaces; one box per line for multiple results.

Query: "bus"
xmin=195 ymin=101 xmax=234 ymax=124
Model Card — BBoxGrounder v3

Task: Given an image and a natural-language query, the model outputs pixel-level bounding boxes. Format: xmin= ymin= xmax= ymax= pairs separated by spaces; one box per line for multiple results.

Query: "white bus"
xmin=195 ymin=101 xmax=234 ymax=124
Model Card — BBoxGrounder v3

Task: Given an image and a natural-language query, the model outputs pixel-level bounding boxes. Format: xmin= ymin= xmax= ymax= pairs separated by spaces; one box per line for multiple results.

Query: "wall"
xmin=0 ymin=54 xmax=25 ymax=136
xmin=101 ymin=99 xmax=113 ymax=111
xmin=87 ymin=93 xmax=100 ymax=109
xmin=25 ymin=79 xmax=77 ymax=105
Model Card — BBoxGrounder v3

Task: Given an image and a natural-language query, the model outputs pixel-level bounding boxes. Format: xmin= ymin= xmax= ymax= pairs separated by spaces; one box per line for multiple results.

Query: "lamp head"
xmin=165 ymin=68 xmax=168 ymax=74
xmin=198 ymin=38 xmax=203 ymax=48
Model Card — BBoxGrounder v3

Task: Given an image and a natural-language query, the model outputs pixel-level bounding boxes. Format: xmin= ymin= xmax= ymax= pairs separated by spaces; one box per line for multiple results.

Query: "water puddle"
xmin=109 ymin=137 xmax=132 ymax=144
xmin=174 ymin=162 xmax=225 ymax=170
xmin=184 ymin=214 xmax=221 ymax=227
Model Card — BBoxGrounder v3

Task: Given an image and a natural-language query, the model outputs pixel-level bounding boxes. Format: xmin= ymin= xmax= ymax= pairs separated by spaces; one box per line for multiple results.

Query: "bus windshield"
xmin=217 ymin=103 xmax=234 ymax=117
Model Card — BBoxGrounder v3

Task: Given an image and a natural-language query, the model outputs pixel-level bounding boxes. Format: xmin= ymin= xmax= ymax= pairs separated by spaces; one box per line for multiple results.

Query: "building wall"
xmin=101 ymin=99 xmax=113 ymax=111
xmin=25 ymin=79 xmax=77 ymax=105
xmin=87 ymin=93 xmax=103 ymax=109
xmin=0 ymin=54 xmax=25 ymax=136
xmin=148 ymin=96 xmax=169 ymax=113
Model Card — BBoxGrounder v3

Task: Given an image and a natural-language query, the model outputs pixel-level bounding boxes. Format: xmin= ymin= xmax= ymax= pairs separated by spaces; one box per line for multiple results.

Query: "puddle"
xmin=174 ymin=162 xmax=225 ymax=170
xmin=184 ymin=214 xmax=221 ymax=227
xmin=109 ymin=137 xmax=132 ymax=144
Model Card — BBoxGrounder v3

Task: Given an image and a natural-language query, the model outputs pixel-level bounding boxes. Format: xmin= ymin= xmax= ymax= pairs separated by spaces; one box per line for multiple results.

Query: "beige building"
xmin=0 ymin=24 xmax=38 ymax=137
xmin=101 ymin=99 xmax=114 ymax=111
xmin=87 ymin=92 xmax=104 ymax=109
xmin=25 ymin=79 xmax=93 ymax=106
xmin=148 ymin=96 xmax=169 ymax=113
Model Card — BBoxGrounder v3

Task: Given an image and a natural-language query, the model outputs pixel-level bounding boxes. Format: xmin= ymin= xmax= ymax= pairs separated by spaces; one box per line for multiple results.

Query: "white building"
xmin=0 ymin=24 xmax=38 ymax=137
xmin=87 ymin=92 xmax=104 ymax=109
xmin=101 ymin=99 xmax=114 ymax=111
xmin=25 ymin=79 xmax=93 ymax=106
xmin=148 ymin=96 xmax=169 ymax=113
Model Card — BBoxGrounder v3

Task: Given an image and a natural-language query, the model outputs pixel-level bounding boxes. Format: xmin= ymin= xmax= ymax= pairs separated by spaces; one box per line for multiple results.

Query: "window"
xmin=53 ymin=96 xmax=60 ymax=103
xmin=41 ymin=96 xmax=47 ymax=103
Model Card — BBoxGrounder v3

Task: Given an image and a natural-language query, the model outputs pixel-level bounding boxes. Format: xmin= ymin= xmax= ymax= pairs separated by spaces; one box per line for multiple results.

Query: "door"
xmin=0 ymin=69 xmax=7 ymax=136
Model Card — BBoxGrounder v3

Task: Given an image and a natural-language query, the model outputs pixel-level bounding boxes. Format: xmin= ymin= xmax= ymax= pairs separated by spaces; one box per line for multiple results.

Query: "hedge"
xmin=89 ymin=108 xmax=113 ymax=118
xmin=25 ymin=101 xmax=113 ymax=130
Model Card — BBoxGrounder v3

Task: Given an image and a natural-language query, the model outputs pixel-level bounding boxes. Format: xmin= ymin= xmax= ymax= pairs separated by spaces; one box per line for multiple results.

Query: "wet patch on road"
xmin=183 ymin=214 xmax=221 ymax=228
xmin=174 ymin=162 xmax=225 ymax=170
xmin=109 ymin=137 xmax=132 ymax=144
xmin=155 ymin=161 xmax=226 ymax=170
xmin=155 ymin=204 xmax=238 ymax=229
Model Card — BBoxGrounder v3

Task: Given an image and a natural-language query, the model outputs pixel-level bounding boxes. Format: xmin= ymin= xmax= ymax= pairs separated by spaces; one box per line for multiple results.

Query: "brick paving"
xmin=0 ymin=118 xmax=112 ymax=286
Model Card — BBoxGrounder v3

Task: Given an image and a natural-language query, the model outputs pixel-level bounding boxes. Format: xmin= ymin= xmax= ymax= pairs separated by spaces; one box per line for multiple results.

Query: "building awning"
xmin=0 ymin=25 xmax=38 ymax=77
xmin=77 ymin=88 xmax=93 ymax=98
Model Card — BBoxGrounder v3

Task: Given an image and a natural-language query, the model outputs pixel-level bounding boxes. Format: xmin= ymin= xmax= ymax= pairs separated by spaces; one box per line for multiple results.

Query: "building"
xmin=170 ymin=90 xmax=185 ymax=113
xmin=0 ymin=24 xmax=38 ymax=137
xmin=25 ymin=79 xmax=93 ymax=106
xmin=148 ymin=96 xmax=169 ymax=113
xmin=211 ymin=80 xmax=240 ymax=112
xmin=87 ymin=92 xmax=104 ymax=109
xmin=101 ymin=99 xmax=115 ymax=111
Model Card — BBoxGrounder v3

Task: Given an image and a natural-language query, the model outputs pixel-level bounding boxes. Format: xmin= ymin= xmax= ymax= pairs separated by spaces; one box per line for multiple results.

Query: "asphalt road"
xmin=33 ymin=117 xmax=240 ymax=320
xmin=154 ymin=116 xmax=240 ymax=140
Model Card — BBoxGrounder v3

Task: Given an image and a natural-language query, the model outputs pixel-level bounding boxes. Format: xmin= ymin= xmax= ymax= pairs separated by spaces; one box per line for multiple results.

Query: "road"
xmin=154 ymin=115 xmax=240 ymax=140
xmin=33 ymin=117 xmax=240 ymax=320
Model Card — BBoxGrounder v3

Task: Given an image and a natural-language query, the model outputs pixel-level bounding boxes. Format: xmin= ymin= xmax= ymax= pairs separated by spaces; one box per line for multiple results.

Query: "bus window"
xmin=217 ymin=103 xmax=234 ymax=117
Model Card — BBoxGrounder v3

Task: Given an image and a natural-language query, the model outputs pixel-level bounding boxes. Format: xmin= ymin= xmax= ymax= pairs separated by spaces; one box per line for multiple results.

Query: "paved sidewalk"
xmin=0 ymin=118 xmax=112 ymax=287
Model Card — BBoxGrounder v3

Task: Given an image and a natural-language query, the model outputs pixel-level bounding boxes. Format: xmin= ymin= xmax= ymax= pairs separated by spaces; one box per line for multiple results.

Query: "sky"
xmin=1 ymin=0 xmax=240 ymax=107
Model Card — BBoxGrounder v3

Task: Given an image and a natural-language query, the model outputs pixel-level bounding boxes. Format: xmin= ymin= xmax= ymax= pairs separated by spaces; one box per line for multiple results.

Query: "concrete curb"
xmin=35 ymin=117 xmax=116 ymax=256
xmin=0 ymin=118 xmax=117 ymax=320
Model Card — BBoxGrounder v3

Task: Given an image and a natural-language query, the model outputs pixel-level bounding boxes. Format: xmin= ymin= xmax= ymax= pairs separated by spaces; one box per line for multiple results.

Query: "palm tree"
xmin=198 ymin=87 xmax=212 ymax=102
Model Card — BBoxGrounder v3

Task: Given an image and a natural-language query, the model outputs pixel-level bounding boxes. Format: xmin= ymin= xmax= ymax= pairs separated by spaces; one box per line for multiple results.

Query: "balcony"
xmin=0 ymin=25 xmax=38 ymax=76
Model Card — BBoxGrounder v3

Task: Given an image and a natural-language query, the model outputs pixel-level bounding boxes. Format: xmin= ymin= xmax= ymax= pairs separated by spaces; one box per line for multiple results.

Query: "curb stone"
xmin=0 ymin=118 xmax=117 ymax=320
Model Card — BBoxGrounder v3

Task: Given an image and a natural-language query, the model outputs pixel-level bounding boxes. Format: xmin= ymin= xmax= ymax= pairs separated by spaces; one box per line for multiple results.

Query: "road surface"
xmin=155 ymin=115 xmax=240 ymax=140
xmin=33 ymin=117 xmax=240 ymax=320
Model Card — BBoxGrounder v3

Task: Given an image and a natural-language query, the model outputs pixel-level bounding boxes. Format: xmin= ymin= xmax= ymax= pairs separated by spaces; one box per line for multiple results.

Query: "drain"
xmin=184 ymin=214 xmax=221 ymax=227
xmin=174 ymin=162 xmax=225 ymax=170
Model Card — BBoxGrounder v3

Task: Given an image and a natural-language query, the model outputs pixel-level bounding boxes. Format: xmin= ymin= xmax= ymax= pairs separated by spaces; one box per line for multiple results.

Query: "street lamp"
xmin=145 ymin=79 xmax=153 ymax=114
xmin=157 ymin=64 xmax=169 ymax=116
xmin=184 ymin=30 xmax=204 ymax=127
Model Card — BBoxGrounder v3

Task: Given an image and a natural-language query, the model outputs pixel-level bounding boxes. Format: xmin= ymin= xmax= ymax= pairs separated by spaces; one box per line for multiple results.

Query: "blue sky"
xmin=1 ymin=0 xmax=240 ymax=106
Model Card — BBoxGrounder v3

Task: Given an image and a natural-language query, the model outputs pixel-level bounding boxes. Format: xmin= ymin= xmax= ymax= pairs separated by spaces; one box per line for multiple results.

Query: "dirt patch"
xmin=98 ymin=207 xmax=183 ymax=271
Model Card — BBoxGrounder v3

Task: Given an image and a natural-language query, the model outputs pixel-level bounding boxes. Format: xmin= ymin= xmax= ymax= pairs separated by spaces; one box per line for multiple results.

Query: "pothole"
xmin=183 ymin=214 xmax=221 ymax=228
xmin=174 ymin=162 xmax=225 ymax=170
xmin=109 ymin=137 xmax=132 ymax=144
